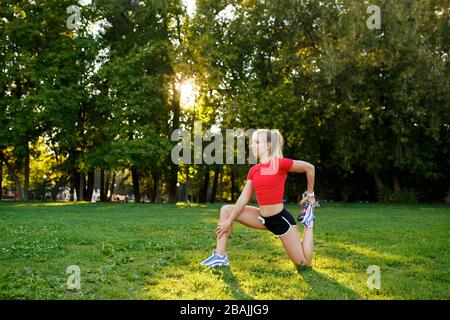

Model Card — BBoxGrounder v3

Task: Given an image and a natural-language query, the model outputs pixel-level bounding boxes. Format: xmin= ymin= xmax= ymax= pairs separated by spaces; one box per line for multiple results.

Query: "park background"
xmin=0 ymin=0 xmax=449 ymax=300
xmin=1 ymin=0 xmax=449 ymax=204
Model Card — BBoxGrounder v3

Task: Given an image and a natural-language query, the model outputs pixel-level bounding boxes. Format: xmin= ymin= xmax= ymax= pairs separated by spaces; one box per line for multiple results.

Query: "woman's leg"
xmin=279 ymin=227 xmax=309 ymax=266
xmin=301 ymin=225 xmax=314 ymax=265
xmin=216 ymin=204 xmax=266 ymax=256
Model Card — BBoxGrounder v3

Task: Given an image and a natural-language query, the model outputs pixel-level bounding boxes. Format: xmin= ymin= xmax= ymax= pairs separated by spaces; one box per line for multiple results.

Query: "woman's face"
xmin=251 ymin=133 xmax=268 ymax=158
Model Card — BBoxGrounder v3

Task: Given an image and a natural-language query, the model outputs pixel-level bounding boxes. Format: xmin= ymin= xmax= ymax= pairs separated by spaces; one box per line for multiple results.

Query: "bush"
xmin=377 ymin=188 xmax=418 ymax=203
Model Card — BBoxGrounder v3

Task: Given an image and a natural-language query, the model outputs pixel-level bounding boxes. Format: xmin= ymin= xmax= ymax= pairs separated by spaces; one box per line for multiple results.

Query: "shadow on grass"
xmin=213 ymin=266 xmax=254 ymax=300
xmin=296 ymin=265 xmax=362 ymax=300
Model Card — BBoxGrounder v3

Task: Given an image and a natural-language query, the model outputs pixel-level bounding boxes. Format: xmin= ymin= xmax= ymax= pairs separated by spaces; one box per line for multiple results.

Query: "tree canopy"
xmin=1 ymin=0 xmax=448 ymax=203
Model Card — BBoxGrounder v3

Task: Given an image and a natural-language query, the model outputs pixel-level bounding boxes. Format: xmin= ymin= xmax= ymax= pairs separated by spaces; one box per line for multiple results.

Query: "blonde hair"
xmin=252 ymin=129 xmax=284 ymax=161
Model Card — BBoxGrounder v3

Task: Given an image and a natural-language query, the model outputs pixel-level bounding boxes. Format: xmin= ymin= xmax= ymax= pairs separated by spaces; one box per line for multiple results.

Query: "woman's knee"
xmin=292 ymin=257 xmax=309 ymax=266
xmin=220 ymin=204 xmax=233 ymax=219
xmin=293 ymin=255 xmax=312 ymax=266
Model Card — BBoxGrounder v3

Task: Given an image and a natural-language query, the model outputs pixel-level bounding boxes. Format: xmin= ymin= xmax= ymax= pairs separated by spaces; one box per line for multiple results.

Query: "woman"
xmin=201 ymin=129 xmax=316 ymax=268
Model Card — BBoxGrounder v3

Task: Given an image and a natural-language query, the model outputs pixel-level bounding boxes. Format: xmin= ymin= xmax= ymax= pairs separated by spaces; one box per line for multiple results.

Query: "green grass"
xmin=0 ymin=201 xmax=448 ymax=300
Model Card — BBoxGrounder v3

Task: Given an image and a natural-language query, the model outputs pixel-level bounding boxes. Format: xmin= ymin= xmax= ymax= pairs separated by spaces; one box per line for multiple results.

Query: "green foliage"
xmin=377 ymin=188 xmax=418 ymax=204
xmin=1 ymin=0 xmax=448 ymax=202
xmin=189 ymin=0 xmax=449 ymax=202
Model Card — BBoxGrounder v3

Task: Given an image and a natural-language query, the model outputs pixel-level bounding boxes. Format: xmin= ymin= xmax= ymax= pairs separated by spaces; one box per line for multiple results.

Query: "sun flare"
xmin=179 ymin=79 xmax=197 ymax=109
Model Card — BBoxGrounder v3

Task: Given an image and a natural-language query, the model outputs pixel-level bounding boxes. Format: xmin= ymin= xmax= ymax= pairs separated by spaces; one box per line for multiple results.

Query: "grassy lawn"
xmin=0 ymin=201 xmax=448 ymax=300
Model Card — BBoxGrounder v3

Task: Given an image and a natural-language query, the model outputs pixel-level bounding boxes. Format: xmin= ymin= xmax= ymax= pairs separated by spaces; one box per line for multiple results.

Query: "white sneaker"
xmin=298 ymin=201 xmax=316 ymax=227
xmin=201 ymin=250 xmax=229 ymax=267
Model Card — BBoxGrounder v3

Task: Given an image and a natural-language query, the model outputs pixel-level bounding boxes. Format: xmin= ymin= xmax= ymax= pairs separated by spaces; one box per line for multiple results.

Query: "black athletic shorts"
xmin=258 ymin=207 xmax=297 ymax=237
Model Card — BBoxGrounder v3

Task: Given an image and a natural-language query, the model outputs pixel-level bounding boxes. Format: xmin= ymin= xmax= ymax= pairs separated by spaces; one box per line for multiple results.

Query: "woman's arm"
xmin=226 ymin=180 xmax=254 ymax=223
xmin=216 ymin=180 xmax=253 ymax=239
xmin=290 ymin=160 xmax=316 ymax=203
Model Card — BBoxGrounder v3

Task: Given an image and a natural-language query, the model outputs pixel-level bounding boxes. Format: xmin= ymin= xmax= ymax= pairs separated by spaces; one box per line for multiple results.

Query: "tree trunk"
xmin=156 ymin=177 xmax=162 ymax=203
xmin=231 ymin=169 xmax=235 ymax=202
xmin=73 ymin=171 xmax=81 ymax=201
xmin=168 ymin=52 xmax=181 ymax=204
xmin=200 ymin=168 xmax=210 ymax=203
xmin=218 ymin=171 xmax=223 ymax=202
xmin=209 ymin=167 xmax=219 ymax=203
xmin=51 ymin=187 xmax=58 ymax=201
xmin=392 ymin=170 xmax=401 ymax=193
xmin=100 ymin=169 xmax=106 ymax=202
xmin=23 ymin=143 xmax=30 ymax=201
xmin=13 ymin=175 xmax=24 ymax=201
xmin=51 ymin=179 xmax=60 ymax=201
xmin=145 ymin=178 xmax=152 ymax=202
xmin=70 ymin=183 xmax=74 ymax=201
xmin=168 ymin=164 xmax=178 ymax=203
xmin=104 ymin=171 xmax=110 ymax=201
xmin=80 ymin=172 xmax=86 ymax=201
xmin=151 ymin=176 xmax=158 ymax=203
xmin=0 ymin=152 xmax=23 ymax=200
xmin=86 ymin=170 xmax=95 ymax=201
xmin=10 ymin=167 xmax=23 ymax=201
xmin=3 ymin=160 xmax=21 ymax=200
xmin=373 ymin=173 xmax=384 ymax=190
xmin=109 ymin=171 xmax=116 ymax=201
xmin=131 ymin=166 xmax=140 ymax=203
xmin=185 ymin=165 xmax=190 ymax=202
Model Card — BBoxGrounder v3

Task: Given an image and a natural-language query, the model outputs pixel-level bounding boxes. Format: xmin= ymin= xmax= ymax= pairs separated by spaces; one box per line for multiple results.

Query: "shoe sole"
xmin=204 ymin=260 xmax=229 ymax=267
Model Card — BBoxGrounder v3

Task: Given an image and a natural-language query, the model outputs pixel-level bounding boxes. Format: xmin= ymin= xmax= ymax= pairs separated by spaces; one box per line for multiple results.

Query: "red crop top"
xmin=246 ymin=157 xmax=294 ymax=205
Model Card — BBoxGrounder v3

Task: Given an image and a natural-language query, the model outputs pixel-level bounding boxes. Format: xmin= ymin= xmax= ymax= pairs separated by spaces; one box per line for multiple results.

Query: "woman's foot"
xmin=201 ymin=250 xmax=229 ymax=267
xmin=297 ymin=201 xmax=316 ymax=227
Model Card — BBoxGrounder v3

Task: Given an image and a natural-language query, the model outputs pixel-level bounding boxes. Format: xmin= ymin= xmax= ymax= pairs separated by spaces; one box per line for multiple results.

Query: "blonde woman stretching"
xmin=201 ymin=129 xmax=316 ymax=268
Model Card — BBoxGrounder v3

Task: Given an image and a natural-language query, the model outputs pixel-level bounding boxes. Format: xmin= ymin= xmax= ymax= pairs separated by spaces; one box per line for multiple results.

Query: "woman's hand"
xmin=216 ymin=220 xmax=232 ymax=239
xmin=308 ymin=196 xmax=317 ymax=207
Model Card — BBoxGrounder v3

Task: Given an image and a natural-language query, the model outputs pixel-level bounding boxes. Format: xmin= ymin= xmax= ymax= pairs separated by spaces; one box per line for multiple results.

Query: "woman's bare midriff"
xmin=258 ymin=203 xmax=284 ymax=217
